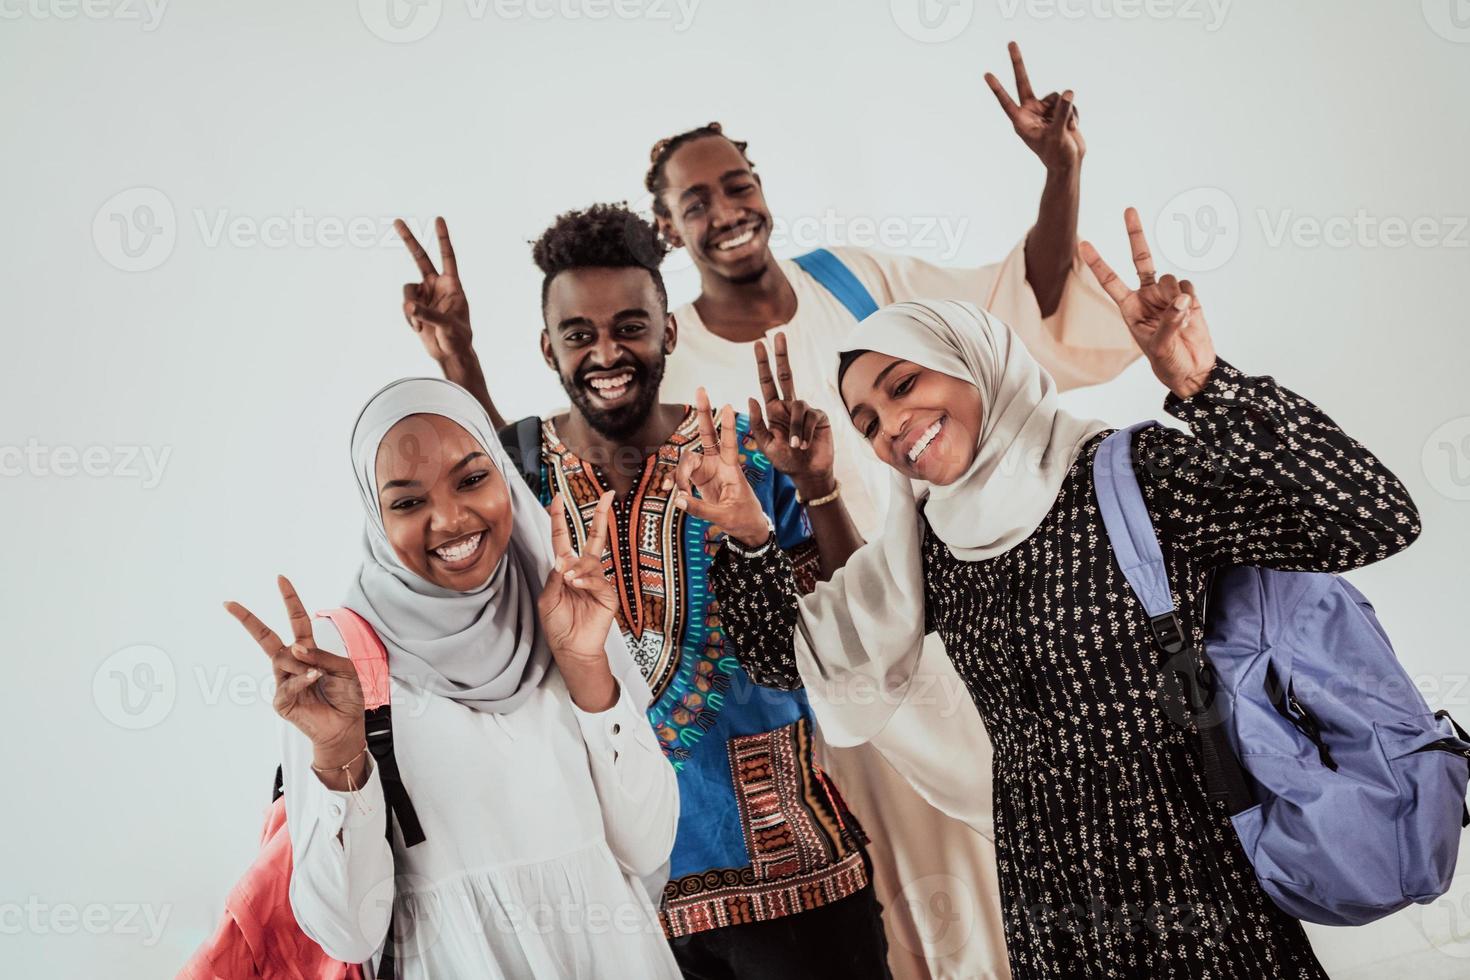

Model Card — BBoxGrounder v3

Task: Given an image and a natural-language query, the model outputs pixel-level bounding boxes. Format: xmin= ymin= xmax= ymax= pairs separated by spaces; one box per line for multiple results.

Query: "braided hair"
xmin=644 ymin=121 xmax=756 ymax=219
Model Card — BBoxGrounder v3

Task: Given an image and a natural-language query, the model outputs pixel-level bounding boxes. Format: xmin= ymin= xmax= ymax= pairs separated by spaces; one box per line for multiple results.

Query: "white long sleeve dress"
xmin=279 ymin=618 xmax=682 ymax=979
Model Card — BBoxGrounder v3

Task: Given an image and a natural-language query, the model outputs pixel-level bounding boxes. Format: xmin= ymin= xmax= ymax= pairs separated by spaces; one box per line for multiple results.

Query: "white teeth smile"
xmin=907 ymin=419 xmax=943 ymax=463
xmin=433 ymin=532 xmax=483 ymax=563
xmin=588 ymin=371 xmax=635 ymax=401
xmin=715 ymin=227 xmax=756 ymax=251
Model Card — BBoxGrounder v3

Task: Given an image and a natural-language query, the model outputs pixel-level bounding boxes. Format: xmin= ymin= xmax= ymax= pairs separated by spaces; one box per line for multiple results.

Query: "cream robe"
xmin=662 ymin=241 xmax=1137 ymax=980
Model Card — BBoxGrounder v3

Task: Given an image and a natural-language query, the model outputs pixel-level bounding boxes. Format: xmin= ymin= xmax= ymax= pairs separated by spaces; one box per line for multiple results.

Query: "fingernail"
xmin=307 ymin=669 xmax=320 ymax=680
xmin=790 ymin=436 xmax=799 ymax=447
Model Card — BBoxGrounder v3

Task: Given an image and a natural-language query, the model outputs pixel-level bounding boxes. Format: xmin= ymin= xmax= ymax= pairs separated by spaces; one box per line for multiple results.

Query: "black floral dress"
xmin=710 ymin=360 xmax=1421 ymax=978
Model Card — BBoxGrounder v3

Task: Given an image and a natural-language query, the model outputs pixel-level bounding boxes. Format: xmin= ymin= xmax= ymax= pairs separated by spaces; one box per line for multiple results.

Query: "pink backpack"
xmin=179 ymin=608 xmax=423 ymax=980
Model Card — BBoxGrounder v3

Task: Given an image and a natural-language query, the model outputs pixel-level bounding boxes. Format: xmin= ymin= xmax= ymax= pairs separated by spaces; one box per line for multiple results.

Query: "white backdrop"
xmin=4 ymin=1 xmax=1470 ymax=976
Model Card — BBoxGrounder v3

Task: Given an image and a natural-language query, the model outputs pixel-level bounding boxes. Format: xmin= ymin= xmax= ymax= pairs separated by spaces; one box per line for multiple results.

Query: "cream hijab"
xmin=792 ymin=301 xmax=1109 ymax=834
xmin=345 ymin=378 xmax=650 ymax=714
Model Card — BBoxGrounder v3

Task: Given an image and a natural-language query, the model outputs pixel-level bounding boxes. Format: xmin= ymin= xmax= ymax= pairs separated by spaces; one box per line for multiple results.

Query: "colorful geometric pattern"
xmin=537 ymin=409 xmax=865 ymax=937
xmin=661 ymin=718 xmax=869 ymax=936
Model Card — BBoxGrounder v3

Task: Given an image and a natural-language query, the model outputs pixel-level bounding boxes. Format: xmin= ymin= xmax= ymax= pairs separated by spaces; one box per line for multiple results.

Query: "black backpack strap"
xmin=366 ymin=704 xmax=425 ymax=848
xmin=365 ymin=702 xmax=424 ymax=980
xmin=497 ymin=416 xmax=544 ymax=495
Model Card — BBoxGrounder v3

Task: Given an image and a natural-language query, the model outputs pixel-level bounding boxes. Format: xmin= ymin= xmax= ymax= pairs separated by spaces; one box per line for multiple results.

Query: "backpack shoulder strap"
xmin=316 ymin=607 xmax=391 ymax=709
xmin=792 ymin=248 xmax=879 ymax=322
xmin=315 ymin=607 xmax=426 ymax=850
xmin=1091 ymin=421 xmax=1185 ymax=653
xmin=1093 ymin=423 xmax=1256 ymax=815
xmin=498 ymin=416 xmax=544 ymax=496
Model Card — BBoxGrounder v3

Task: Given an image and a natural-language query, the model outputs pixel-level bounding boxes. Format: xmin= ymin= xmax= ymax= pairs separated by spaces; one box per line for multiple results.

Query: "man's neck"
xmin=691 ymin=251 xmax=799 ymax=343
xmin=552 ymin=402 xmax=689 ymax=499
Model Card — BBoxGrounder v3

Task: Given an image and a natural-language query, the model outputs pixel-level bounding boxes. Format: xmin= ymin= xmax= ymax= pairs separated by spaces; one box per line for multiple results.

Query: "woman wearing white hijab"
xmin=224 ymin=378 xmax=681 ymax=979
xmin=682 ymin=211 xmax=1421 ymax=977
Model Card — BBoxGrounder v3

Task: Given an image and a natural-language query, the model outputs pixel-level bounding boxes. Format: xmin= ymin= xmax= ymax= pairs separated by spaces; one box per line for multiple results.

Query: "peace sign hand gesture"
xmin=539 ymin=491 xmax=619 ymax=674
xmin=1080 ymin=208 xmax=1217 ymax=400
xmin=395 ymin=216 xmax=474 ymax=365
xmin=984 ymin=41 xmax=1084 ymax=173
xmin=748 ymin=334 xmax=836 ymax=501
xmin=669 ymin=389 xmax=772 ymax=549
xmin=225 ymin=577 xmax=366 ymax=764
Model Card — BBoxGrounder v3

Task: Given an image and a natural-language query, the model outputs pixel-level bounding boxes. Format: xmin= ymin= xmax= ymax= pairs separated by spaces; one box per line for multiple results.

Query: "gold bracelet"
xmin=797 ymin=481 xmax=841 ymax=507
xmin=311 ymin=743 xmax=370 ymax=814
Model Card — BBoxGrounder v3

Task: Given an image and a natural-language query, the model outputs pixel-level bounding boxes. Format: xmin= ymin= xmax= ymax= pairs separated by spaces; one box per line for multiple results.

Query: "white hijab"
xmin=792 ymin=301 xmax=1109 ymax=833
xmin=345 ymin=378 xmax=650 ymax=713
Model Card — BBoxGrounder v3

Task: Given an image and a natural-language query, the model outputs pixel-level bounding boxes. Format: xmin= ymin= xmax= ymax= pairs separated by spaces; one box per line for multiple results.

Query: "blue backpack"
xmin=1094 ymin=421 xmax=1470 ymax=927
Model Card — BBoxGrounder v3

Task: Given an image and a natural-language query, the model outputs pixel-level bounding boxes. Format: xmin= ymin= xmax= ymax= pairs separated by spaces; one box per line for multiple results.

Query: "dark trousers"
xmin=668 ymin=882 xmax=892 ymax=980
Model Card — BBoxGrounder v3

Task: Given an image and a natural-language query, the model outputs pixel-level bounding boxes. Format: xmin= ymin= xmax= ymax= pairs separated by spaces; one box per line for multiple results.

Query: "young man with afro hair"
xmin=394 ymin=203 xmax=893 ymax=978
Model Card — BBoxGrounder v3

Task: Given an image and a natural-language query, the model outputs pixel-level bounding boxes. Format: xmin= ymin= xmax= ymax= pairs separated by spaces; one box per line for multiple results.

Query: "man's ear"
xmin=539 ymin=330 xmax=558 ymax=372
xmin=662 ymin=311 xmax=677 ymax=356
xmin=655 ymin=212 xmax=683 ymax=249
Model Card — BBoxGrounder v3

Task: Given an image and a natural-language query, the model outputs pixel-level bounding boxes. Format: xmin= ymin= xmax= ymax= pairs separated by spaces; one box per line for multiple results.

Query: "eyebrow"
xmin=555 ymin=308 xmax=651 ymax=332
xmin=676 ymin=169 xmax=751 ymax=203
xmin=846 ymin=361 xmax=905 ymax=423
xmin=379 ymin=451 xmax=488 ymax=493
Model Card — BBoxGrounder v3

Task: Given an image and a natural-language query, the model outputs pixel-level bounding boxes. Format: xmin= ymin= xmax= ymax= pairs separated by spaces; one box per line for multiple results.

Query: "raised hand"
xmin=748 ymin=333 xmax=836 ymax=500
xmin=539 ymin=491 xmax=619 ymax=672
xmin=669 ymin=389 xmax=772 ymax=548
xmin=396 ymin=216 xmax=474 ymax=365
xmin=1080 ymin=208 xmax=1217 ymax=400
xmin=984 ymin=41 xmax=1084 ymax=173
xmin=225 ymin=576 xmax=365 ymax=763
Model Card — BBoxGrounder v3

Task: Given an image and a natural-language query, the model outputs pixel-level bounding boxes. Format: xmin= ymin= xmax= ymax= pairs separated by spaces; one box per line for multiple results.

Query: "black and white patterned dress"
xmin=710 ymin=360 xmax=1422 ymax=978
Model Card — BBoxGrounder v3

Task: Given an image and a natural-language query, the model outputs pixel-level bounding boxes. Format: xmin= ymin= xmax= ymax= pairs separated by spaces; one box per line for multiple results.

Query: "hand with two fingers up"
xmin=540 ymin=491 xmax=621 ymax=713
xmin=224 ymin=576 xmax=367 ymax=790
xmin=746 ymin=333 xmax=836 ymax=503
xmin=667 ymin=390 xmax=773 ymax=550
xmin=1080 ymin=207 xmax=1218 ymax=400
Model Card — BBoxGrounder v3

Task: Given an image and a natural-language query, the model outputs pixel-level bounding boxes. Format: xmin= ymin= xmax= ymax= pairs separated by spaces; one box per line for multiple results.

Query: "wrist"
xmin=438 ymin=351 xmax=482 ymax=380
xmin=793 ymin=473 xmax=837 ymax=502
xmin=727 ymin=517 xmax=774 ymax=550
xmin=560 ymin=660 xmax=618 ymax=713
xmin=1043 ymin=157 xmax=1082 ymax=182
xmin=312 ymin=727 xmax=367 ymax=771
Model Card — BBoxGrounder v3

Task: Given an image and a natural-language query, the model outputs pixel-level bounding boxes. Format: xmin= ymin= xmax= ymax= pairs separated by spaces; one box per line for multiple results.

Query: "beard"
xmin=559 ymin=355 xmax=667 ymax=440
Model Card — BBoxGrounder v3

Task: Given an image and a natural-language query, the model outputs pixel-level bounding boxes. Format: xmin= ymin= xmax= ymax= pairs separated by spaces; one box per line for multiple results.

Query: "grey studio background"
xmin=4 ymin=1 xmax=1470 ymax=976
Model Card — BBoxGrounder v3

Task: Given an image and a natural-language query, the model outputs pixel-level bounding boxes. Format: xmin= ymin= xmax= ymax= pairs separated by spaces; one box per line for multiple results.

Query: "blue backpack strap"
xmin=1095 ymin=422 xmax=1256 ymax=816
xmin=791 ymin=248 xmax=879 ymax=322
xmin=1092 ymin=421 xmax=1186 ymax=654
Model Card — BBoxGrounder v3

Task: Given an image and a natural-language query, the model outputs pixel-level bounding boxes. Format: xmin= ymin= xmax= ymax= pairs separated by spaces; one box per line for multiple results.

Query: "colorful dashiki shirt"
xmin=526 ymin=407 xmax=869 ymax=938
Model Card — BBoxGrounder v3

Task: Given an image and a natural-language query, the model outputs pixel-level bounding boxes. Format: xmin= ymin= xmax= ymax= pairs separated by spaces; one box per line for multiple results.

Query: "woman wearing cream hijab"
xmin=222 ymin=378 xmax=680 ymax=979
xmin=679 ymin=211 xmax=1421 ymax=977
